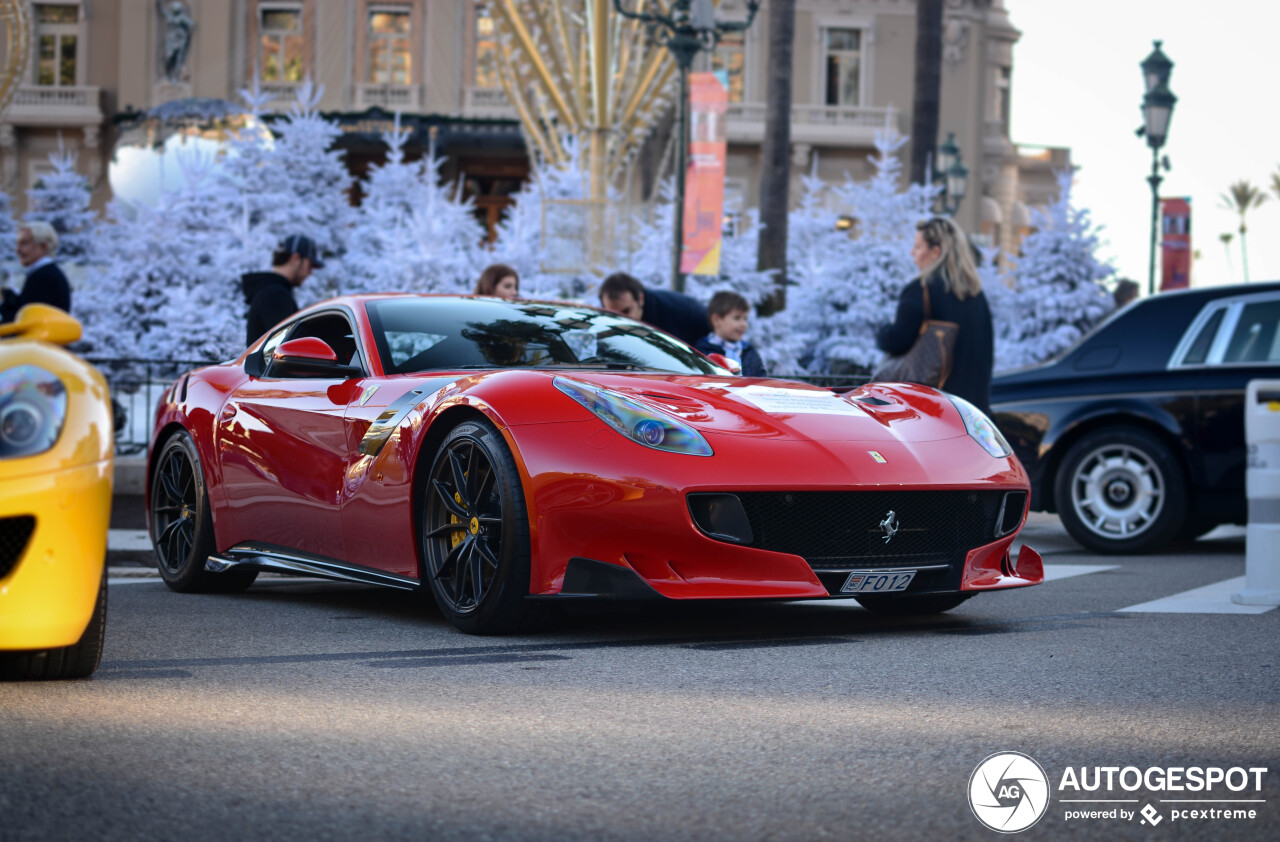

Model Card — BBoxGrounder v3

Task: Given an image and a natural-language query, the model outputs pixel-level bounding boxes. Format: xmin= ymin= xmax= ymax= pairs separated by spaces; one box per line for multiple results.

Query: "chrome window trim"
xmin=1167 ymin=291 xmax=1280 ymax=369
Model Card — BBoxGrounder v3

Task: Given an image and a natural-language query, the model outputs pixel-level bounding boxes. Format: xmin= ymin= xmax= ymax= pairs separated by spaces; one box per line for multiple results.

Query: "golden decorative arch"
xmin=0 ymin=0 xmax=28 ymax=119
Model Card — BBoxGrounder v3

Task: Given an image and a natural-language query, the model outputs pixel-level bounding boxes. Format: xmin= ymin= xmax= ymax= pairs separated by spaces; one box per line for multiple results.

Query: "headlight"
xmin=0 ymin=365 xmax=67 ymax=458
xmin=948 ymin=394 xmax=1011 ymax=458
xmin=554 ymin=376 xmax=713 ymax=456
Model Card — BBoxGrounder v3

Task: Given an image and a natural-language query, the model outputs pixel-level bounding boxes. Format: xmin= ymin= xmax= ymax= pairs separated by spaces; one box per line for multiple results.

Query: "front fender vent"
xmin=0 ymin=515 xmax=36 ymax=580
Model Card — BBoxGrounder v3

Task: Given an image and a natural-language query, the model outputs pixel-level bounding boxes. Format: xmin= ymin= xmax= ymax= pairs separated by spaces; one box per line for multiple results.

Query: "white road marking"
xmin=108 ymin=529 xmax=153 ymax=552
xmin=1041 ymin=564 xmax=1118 ymax=582
xmin=1118 ymin=576 xmax=1276 ymax=614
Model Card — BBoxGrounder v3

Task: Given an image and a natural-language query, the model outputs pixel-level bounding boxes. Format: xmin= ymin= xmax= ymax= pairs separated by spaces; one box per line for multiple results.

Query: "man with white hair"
xmin=1 ymin=222 xmax=71 ymax=323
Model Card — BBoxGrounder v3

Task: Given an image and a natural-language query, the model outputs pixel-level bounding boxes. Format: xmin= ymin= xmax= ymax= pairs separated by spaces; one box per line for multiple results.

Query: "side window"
xmin=287 ymin=313 xmax=360 ymax=368
xmin=1180 ymin=308 xmax=1224 ymax=365
xmin=260 ymin=324 xmax=292 ymax=361
xmin=1223 ymin=300 xmax=1280 ymax=364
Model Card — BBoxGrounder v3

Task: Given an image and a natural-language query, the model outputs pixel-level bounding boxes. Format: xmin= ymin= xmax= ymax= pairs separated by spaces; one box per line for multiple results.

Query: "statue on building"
xmin=158 ymin=1 xmax=194 ymax=83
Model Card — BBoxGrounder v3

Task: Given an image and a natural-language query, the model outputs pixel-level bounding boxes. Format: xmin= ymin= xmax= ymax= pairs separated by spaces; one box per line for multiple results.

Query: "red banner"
xmin=1160 ymin=197 xmax=1191 ymax=291
xmin=680 ymin=72 xmax=728 ymax=276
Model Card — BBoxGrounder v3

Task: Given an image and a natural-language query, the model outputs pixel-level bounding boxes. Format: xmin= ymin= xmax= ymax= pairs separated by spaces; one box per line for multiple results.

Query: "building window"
xmin=712 ymin=30 xmax=746 ymax=103
xmin=34 ymin=4 xmax=79 ymax=87
xmin=367 ymin=6 xmax=411 ymax=85
xmin=474 ymin=6 xmax=498 ymax=88
xmin=259 ymin=4 xmax=304 ymax=83
xmin=994 ymin=65 xmax=1011 ymax=132
xmin=823 ymin=28 xmax=862 ymax=107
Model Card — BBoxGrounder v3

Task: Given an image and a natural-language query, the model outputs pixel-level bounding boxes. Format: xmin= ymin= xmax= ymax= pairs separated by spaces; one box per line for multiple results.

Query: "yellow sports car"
xmin=0 ymin=304 xmax=112 ymax=679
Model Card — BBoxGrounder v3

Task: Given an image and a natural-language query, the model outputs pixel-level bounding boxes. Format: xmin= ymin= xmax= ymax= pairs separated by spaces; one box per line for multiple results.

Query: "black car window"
xmin=1181 ymin=308 xmax=1224 ymax=365
xmin=264 ymin=312 xmax=363 ymax=378
xmin=366 ymin=298 xmax=722 ymax=376
xmin=1223 ymin=300 xmax=1280 ymax=364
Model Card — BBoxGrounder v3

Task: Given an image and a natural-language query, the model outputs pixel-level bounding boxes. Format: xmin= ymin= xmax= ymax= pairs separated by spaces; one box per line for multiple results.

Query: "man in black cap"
xmin=242 ymin=234 xmax=324 ymax=346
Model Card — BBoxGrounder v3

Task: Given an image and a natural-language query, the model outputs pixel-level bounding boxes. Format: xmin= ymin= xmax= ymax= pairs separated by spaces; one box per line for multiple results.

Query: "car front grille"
xmin=732 ymin=490 xmax=1009 ymax=570
xmin=0 ymin=515 xmax=36 ymax=579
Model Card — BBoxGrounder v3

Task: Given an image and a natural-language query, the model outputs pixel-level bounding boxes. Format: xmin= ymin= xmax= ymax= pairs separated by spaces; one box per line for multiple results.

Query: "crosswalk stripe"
xmin=108 ymin=529 xmax=153 ymax=552
xmin=1117 ymin=576 xmax=1275 ymax=614
xmin=1041 ymin=563 xmax=1118 ymax=582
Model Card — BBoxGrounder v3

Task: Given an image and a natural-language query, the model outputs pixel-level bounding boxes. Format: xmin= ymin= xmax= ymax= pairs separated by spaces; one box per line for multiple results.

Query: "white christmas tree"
xmin=779 ymin=126 xmax=937 ymax=375
xmin=262 ymin=80 xmax=355 ymax=303
xmin=0 ymin=189 xmax=19 ymax=288
xmin=24 ymin=144 xmax=98 ymax=262
xmin=998 ymin=170 xmax=1115 ymax=370
xmin=344 ymin=113 xmax=486 ymax=295
xmin=81 ymin=150 xmax=242 ymax=362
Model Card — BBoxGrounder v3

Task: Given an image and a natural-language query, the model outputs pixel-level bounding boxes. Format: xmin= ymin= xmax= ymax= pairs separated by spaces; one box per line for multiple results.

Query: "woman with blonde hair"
xmin=475 ymin=263 xmax=520 ymax=300
xmin=876 ymin=216 xmax=994 ymax=414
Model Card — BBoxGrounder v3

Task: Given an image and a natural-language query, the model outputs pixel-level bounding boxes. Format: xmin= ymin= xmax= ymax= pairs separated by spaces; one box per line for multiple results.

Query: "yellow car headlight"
xmin=0 ymin=365 xmax=67 ymax=458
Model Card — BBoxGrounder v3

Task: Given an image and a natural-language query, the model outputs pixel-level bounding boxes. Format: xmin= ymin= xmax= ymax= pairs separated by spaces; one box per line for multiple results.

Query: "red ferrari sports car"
xmin=147 ymin=294 xmax=1042 ymax=634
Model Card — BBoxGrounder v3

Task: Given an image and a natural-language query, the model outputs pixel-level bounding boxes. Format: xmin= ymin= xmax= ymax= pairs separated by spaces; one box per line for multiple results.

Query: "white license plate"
xmin=840 ymin=570 xmax=916 ymax=594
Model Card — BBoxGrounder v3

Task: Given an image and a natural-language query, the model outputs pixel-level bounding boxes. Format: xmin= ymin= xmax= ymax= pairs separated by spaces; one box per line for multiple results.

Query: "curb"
xmin=115 ymin=454 xmax=147 ymax=495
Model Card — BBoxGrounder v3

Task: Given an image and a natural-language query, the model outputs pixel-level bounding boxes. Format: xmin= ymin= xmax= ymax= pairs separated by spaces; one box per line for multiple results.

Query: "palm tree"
xmin=756 ymin=0 xmax=796 ymax=315
xmin=1219 ymin=232 xmax=1234 ymax=278
xmin=1220 ymin=180 xmax=1267 ymax=282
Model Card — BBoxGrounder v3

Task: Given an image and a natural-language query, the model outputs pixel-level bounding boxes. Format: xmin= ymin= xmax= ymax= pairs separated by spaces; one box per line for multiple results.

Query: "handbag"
xmin=872 ymin=281 xmax=959 ymax=388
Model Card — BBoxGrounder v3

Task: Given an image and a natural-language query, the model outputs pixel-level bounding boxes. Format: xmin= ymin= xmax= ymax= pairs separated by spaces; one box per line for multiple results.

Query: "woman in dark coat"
xmin=876 ymin=217 xmax=994 ymax=416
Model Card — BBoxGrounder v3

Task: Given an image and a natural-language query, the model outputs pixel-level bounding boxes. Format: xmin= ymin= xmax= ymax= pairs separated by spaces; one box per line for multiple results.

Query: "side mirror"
xmin=270 ymin=337 xmax=362 ymax=378
xmin=707 ymin=352 xmax=741 ymax=375
xmin=0 ymin=304 xmax=81 ymax=346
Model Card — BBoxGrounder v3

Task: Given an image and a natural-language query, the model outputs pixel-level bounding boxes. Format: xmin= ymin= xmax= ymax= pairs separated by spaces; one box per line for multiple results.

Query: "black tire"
xmin=1053 ymin=426 xmax=1187 ymax=555
xmin=150 ymin=432 xmax=257 ymax=593
xmin=1176 ymin=516 xmax=1221 ymax=544
xmin=855 ymin=593 xmax=973 ymax=615
xmin=420 ymin=419 xmax=539 ymax=634
xmin=0 ymin=572 xmax=106 ymax=680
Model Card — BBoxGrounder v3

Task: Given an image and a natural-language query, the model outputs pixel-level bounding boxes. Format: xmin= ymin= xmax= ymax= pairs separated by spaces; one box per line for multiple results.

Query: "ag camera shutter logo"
xmin=968 ymin=751 xmax=1050 ymax=833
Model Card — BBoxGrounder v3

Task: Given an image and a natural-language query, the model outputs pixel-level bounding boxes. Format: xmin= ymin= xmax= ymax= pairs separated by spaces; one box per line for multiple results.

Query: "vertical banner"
xmin=680 ymin=72 xmax=728 ymax=276
xmin=1160 ymin=197 xmax=1192 ymax=291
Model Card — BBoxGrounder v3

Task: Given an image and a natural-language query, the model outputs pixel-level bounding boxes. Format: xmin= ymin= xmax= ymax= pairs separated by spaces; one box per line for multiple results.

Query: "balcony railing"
xmin=355 ymin=83 xmax=424 ymax=111
xmin=726 ymin=102 xmax=899 ymax=146
xmin=462 ymin=86 xmax=516 ymax=119
xmin=7 ymin=85 xmax=102 ymax=125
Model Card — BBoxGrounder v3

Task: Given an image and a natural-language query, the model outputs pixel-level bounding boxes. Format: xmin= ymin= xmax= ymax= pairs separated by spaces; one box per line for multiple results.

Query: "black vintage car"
xmin=991 ymin=281 xmax=1280 ymax=554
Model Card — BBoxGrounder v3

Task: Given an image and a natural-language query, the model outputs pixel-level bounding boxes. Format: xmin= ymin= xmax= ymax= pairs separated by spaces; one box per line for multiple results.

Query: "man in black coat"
xmin=1 ymin=222 xmax=71 ymax=323
xmin=243 ymin=234 xmax=324 ymax=346
xmin=597 ymin=271 xmax=710 ymax=346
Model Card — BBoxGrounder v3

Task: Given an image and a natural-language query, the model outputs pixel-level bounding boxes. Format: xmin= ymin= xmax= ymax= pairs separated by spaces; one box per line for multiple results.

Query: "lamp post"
xmin=613 ymin=0 xmax=760 ymax=293
xmin=1139 ymin=40 xmax=1176 ymax=296
xmin=933 ymin=131 xmax=968 ymax=216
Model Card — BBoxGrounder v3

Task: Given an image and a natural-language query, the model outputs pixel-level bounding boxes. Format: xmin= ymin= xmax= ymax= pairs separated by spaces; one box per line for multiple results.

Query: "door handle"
xmin=220 ymin=402 xmax=237 ymax=422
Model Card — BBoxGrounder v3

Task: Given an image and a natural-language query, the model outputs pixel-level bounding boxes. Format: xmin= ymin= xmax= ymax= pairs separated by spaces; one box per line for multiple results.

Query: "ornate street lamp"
xmin=933 ymin=132 xmax=967 ymax=216
xmin=1138 ymin=40 xmax=1176 ymax=296
xmin=613 ymin=0 xmax=761 ymax=292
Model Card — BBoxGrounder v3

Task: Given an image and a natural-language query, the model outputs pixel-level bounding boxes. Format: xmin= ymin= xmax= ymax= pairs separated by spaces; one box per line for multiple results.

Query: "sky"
xmin=1001 ymin=0 xmax=1280 ymax=290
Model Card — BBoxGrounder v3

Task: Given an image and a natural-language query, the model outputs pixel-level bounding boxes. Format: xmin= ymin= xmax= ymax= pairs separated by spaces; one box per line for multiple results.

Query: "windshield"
xmin=366 ymin=297 xmax=723 ymax=376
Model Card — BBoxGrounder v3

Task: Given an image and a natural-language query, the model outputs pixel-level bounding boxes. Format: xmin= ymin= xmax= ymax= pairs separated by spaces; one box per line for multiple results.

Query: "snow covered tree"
xmin=999 ymin=170 xmax=1115 ymax=369
xmin=780 ymin=126 xmax=937 ymax=375
xmin=344 ymin=113 xmax=486 ymax=295
xmin=24 ymin=144 xmax=97 ymax=261
xmin=81 ymin=150 xmax=242 ymax=362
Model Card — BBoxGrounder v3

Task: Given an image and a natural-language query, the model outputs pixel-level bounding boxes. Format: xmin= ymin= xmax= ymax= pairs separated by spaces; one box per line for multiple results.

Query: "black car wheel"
xmin=150 ymin=432 xmax=257 ymax=593
xmin=1054 ymin=427 xmax=1187 ymax=555
xmin=855 ymin=593 xmax=973 ymax=615
xmin=421 ymin=419 xmax=539 ymax=634
xmin=0 ymin=573 xmax=106 ymax=680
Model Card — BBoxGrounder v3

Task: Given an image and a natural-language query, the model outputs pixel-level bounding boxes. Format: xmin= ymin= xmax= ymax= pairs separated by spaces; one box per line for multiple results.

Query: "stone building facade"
xmin=2 ymin=0 xmax=1065 ymax=254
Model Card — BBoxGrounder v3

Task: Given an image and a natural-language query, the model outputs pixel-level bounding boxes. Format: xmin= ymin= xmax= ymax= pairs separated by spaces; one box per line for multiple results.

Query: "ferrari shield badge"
xmin=868 ymin=451 xmax=886 ymax=463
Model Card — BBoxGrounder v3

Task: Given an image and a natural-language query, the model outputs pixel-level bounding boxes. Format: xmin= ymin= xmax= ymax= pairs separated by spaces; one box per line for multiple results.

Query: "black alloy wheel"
xmin=421 ymin=419 xmax=538 ymax=634
xmin=150 ymin=432 xmax=256 ymax=593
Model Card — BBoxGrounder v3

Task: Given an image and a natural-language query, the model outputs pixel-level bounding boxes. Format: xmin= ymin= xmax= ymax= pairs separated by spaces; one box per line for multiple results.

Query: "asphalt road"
xmin=1 ymin=501 xmax=1276 ymax=841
